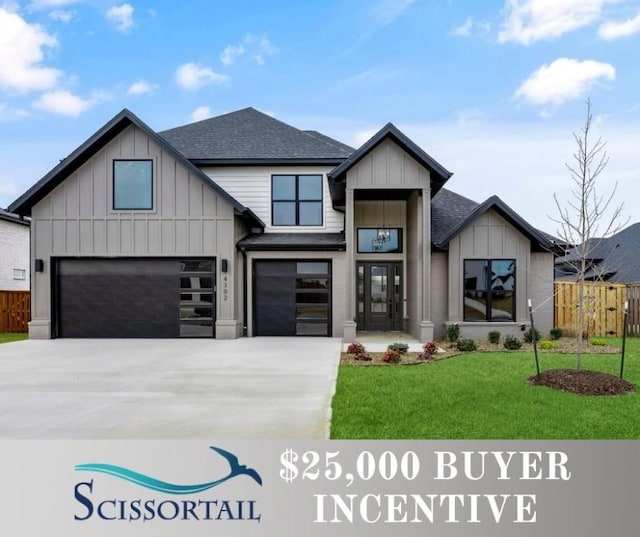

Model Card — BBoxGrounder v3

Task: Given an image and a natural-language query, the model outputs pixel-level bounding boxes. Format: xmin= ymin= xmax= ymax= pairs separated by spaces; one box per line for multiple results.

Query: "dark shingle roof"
xmin=159 ymin=108 xmax=354 ymax=162
xmin=0 ymin=208 xmax=30 ymax=226
xmin=555 ymin=223 xmax=640 ymax=283
xmin=237 ymin=232 xmax=345 ymax=251
xmin=432 ymin=191 xmax=552 ymax=251
xmin=431 ymin=188 xmax=479 ymax=246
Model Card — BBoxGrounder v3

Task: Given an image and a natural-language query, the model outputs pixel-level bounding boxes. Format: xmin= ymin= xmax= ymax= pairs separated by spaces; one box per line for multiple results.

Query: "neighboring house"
xmin=555 ymin=223 xmax=640 ymax=283
xmin=9 ymin=108 xmax=555 ymax=340
xmin=0 ymin=208 xmax=30 ymax=291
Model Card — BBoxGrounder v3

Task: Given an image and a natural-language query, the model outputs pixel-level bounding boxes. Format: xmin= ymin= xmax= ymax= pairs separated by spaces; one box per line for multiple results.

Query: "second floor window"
xmin=113 ymin=160 xmax=153 ymax=210
xmin=272 ymin=175 xmax=323 ymax=226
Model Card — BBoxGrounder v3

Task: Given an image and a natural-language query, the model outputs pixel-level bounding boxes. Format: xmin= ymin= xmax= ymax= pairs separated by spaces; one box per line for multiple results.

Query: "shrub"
xmin=523 ymin=328 xmax=541 ymax=343
xmin=446 ymin=323 xmax=460 ymax=342
xmin=353 ymin=353 xmax=373 ymax=361
xmin=550 ymin=327 xmax=563 ymax=340
xmin=488 ymin=331 xmax=501 ymax=344
xmin=388 ymin=342 xmax=409 ymax=354
xmin=418 ymin=341 xmax=438 ymax=361
xmin=346 ymin=342 xmax=365 ymax=355
xmin=591 ymin=338 xmax=607 ymax=346
xmin=456 ymin=339 xmax=477 ymax=352
xmin=503 ymin=336 xmax=523 ymax=350
xmin=382 ymin=349 xmax=402 ymax=364
xmin=539 ymin=340 xmax=558 ymax=350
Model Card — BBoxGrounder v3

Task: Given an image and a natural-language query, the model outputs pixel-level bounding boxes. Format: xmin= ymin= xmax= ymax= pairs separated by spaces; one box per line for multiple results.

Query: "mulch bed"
xmin=528 ymin=369 xmax=636 ymax=396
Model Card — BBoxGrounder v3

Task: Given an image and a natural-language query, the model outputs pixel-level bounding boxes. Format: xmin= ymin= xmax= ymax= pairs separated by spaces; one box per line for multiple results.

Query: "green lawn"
xmin=331 ymin=339 xmax=640 ymax=439
xmin=0 ymin=333 xmax=28 ymax=344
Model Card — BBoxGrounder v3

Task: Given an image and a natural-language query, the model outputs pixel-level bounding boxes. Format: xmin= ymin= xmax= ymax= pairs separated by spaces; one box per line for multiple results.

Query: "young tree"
xmin=552 ymin=99 xmax=628 ymax=369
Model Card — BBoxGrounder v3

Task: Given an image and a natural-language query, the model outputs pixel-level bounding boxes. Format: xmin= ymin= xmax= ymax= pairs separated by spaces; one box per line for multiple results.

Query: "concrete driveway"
xmin=0 ymin=337 xmax=342 ymax=439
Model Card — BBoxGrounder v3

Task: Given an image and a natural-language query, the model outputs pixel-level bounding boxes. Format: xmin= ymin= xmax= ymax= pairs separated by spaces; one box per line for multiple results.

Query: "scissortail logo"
xmin=73 ymin=446 xmax=263 ymax=522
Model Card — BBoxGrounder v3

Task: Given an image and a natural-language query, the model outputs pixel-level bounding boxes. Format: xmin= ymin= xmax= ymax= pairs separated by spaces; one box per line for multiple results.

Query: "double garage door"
xmin=253 ymin=260 xmax=332 ymax=336
xmin=55 ymin=258 xmax=215 ymax=338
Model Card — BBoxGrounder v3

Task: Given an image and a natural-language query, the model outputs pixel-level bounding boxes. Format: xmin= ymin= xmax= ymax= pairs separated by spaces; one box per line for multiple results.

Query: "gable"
xmin=455 ymin=209 xmax=530 ymax=259
xmin=9 ymin=109 xmax=261 ymax=227
xmin=346 ymin=138 xmax=432 ymax=190
xmin=30 ymin=124 xmax=238 ymax=256
xmin=434 ymin=195 xmax=551 ymax=252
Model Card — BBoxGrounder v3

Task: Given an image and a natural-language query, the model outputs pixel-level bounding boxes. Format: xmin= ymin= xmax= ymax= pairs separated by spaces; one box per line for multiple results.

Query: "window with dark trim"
xmin=357 ymin=228 xmax=403 ymax=253
xmin=113 ymin=160 xmax=153 ymax=210
xmin=272 ymin=175 xmax=322 ymax=226
xmin=463 ymin=259 xmax=515 ymax=321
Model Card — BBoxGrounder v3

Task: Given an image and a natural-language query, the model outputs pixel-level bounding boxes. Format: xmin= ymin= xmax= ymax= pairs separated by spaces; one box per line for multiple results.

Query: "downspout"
xmin=241 ymin=247 xmax=248 ymax=337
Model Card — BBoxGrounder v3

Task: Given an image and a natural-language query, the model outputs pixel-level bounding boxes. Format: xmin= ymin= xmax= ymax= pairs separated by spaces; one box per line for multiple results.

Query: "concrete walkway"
xmin=0 ymin=337 xmax=342 ymax=439
xmin=344 ymin=332 xmax=424 ymax=352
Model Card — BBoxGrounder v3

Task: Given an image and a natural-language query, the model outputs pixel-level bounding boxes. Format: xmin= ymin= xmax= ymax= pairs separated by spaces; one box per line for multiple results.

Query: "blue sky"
xmin=1 ymin=0 xmax=639 ymax=235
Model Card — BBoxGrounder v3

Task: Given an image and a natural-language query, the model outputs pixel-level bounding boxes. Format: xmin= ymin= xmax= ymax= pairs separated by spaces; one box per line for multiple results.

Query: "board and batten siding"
xmin=29 ymin=124 xmax=239 ymax=338
xmin=202 ymin=166 xmax=343 ymax=233
xmin=447 ymin=209 xmax=531 ymax=335
xmin=346 ymin=139 xmax=431 ymax=189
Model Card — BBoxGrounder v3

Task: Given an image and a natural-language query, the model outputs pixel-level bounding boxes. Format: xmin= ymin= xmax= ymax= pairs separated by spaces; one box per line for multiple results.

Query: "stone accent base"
xmin=419 ymin=321 xmax=434 ymax=343
xmin=342 ymin=321 xmax=357 ymax=343
xmin=215 ymin=320 xmax=242 ymax=339
xmin=29 ymin=320 xmax=51 ymax=339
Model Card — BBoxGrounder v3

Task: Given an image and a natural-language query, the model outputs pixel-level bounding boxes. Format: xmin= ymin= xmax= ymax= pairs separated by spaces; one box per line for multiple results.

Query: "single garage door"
xmin=56 ymin=258 xmax=215 ymax=338
xmin=253 ymin=260 xmax=331 ymax=336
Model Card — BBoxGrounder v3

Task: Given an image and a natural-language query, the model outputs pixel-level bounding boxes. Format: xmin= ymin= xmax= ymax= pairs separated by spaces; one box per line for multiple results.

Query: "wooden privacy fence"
xmin=554 ymin=281 xmax=627 ymax=338
xmin=627 ymin=284 xmax=640 ymax=337
xmin=0 ymin=291 xmax=30 ymax=333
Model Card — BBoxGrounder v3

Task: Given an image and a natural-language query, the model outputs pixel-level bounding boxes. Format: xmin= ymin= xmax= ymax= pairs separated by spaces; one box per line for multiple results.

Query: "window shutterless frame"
xmin=271 ymin=174 xmax=323 ymax=226
xmin=463 ymin=259 xmax=516 ymax=322
xmin=112 ymin=159 xmax=154 ymax=211
xmin=357 ymin=228 xmax=403 ymax=253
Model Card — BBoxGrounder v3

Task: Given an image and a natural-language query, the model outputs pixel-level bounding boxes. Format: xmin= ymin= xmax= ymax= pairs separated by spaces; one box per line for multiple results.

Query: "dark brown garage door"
xmin=55 ymin=258 xmax=215 ymax=338
xmin=253 ymin=260 xmax=331 ymax=336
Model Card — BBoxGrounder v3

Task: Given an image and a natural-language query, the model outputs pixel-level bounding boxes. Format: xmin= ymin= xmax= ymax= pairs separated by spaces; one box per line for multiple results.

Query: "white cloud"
xmin=221 ymin=34 xmax=278 ymax=67
xmin=371 ymin=0 xmax=416 ymax=25
xmin=220 ymin=44 xmax=244 ymax=66
xmin=0 ymin=7 xmax=62 ymax=93
xmin=499 ymin=0 xmax=618 ymax=45
xmin=49 ymin=9 xmax=75 ymax=22
xmin=515 ymin=58 xmax=615 ymax=107
xmin=453 ymin=17 xmax=474 ymax=36
xmin=599 ymin=12 xmax=640 ymax=38
xmin=175 ymin=62 xmax=229 ymax=90
xmin=190 ymin=106 xmax=212 ymax=122
xmin=244 ymin=34 xmax=277 ymax=65
xmin=29 ymin=0 xmax=80 ymax=9
xmin=106 ymin=3 xmax=134 ymax=32
xmin=127 ymin=80 xmax=158 ymax=95
xmin=32 ymin=89 xmax=93 ymax=116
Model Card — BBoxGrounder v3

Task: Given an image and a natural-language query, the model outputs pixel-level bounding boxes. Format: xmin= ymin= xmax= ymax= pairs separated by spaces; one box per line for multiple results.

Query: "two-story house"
xmin=9 ymin=108 xmax=554 ymax=341
xmin=0 ymin=208 xmax=30 ymax=291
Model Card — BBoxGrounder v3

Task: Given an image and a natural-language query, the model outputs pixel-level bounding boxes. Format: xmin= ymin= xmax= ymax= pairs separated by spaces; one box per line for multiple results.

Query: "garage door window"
xmin=179 ymin=260 xmax=215 ymax=337
xmin=295 ymin=262 xmax=330 ymax=336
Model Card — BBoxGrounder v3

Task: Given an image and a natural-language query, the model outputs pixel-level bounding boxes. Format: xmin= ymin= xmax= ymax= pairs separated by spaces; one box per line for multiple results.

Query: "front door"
xmin=357 ymin=262 xmax=403 ymax=331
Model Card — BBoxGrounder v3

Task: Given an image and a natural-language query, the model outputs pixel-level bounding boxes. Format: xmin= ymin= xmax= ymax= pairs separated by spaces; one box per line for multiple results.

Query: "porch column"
xmin=343 ymin=188 xmax=357 ymax=342
xmin=420 ymin=187 xmax=434 ymax=342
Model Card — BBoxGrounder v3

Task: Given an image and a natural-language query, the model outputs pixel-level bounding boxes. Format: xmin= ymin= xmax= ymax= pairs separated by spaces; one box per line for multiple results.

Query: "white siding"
xmin=0 ymin=219 xmax=30 ymax=291
xmin=201 ymin=165 xmax=344 ymax=233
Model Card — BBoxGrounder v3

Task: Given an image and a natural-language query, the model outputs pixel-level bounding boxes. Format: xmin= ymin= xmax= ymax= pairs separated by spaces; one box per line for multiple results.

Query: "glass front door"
xmin=356 ymin=262 xmax=403 ymax=331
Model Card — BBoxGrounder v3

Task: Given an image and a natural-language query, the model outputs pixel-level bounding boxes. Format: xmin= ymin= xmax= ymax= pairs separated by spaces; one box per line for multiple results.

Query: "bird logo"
xmin=74 ymin=446 xmax=262 ymax=494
